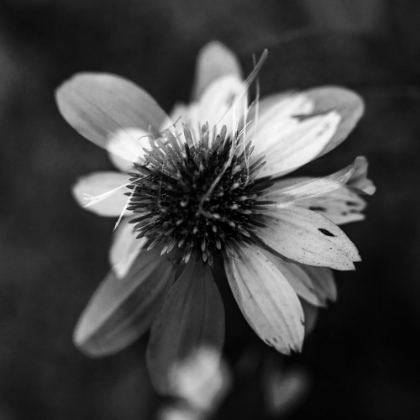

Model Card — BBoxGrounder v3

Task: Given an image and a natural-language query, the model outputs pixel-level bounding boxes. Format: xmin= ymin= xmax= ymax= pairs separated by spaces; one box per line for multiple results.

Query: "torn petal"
xmin=251 ymin=111 xmax=341 ymax=178
xmin=224 ymin=243 xmax=304 ymax=354
xmin=246 ymin=92 xmax=314 ymax=140
xmin=266 ymin=159 xmax=357 ymax=205
xmin=304 ymin=87 xmax=365 ymax=158
xmin=249 ymin=87 xmax=364 ymax=177
xmin=265 ymin=157 xmax=369 ymax=225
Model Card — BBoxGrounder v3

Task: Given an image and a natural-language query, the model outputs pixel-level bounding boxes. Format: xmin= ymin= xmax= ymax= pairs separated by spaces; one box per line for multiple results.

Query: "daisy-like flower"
xmin=56 ymin=42 xmax=375 ymax=394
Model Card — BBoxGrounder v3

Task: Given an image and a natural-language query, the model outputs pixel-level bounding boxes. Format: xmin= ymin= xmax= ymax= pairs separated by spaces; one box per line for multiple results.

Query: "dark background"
xmin=1 ymin=0 xmax=420 ymax=419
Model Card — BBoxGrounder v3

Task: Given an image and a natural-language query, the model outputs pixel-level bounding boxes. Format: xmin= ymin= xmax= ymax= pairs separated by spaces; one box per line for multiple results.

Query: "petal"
xmin=263 ymin=251 xmax=327 ymax=307
xmin=147 ymin=258 xmax=224 ymax=395
xmin=246 ymin=93 xmax=314 ymax=138
xmin=248 ymin=86 xmax=364 ymax=177
xmin=224 ymin=243 xmax=304 ymax=354
xmin=251 ymin=111 xmax=341 ymax=178
xmin=109 ymin=217 xmax=147 ymax=278
xmin=263 ymin=251 xmax=336 ymax=307
xmin=297 ymin=187 xmax=367 ymax=225
xmin=193 ymin=75 xmax=248 ymax=142
xmin=191 ymin=41 xmax=242 ymax=100
xmin=159 ymin=102 xmax=190 ymax=134
xmin=300 ymin=265 xmax=337 ymax=303
xmin=72 ymin=171 xmax=131 ymax=217
xmin=301 ymin=300 xmax=318 ymax=336
xmin=107 ymin=128 xmax=149 ymax=172
xmin=265 ymin=158 xmax=371 ymax=225
xmin=257 ymin=206 xmax=360 ymax=270
xmin=304 ymin=87 xmax=365 ymax=158
xmin=73 ymin=249 xmax=175 ymax=356
xmin=245 ymin=92 xmax=315 ymax=169
xmin=266 ymin=159 xmax=357 ymax=205
xmin=56 ymin=73 xmax=168 ymax=163
xmin=348 ymin=156 xmax=376 ymax=195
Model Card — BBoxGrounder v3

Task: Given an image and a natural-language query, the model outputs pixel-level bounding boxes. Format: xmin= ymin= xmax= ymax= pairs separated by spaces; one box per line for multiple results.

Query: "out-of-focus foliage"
xmin=1 ymin=1 xmax=420 ymax=419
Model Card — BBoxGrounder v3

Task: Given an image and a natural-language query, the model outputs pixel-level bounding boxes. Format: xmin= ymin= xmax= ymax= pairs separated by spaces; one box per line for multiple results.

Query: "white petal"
xmin=192 ymin=41 xmax=242 ymax=100
xmin=56 ymin=73 xmax=167 ymax=163
xmin=304 ymin=87 xmax=365 ymax=157
xmin=107 ymin=128 xmax=150 ymax=171
xmin=266 ymin=160 xmax=357 ymax=205
xmin=247 ymin=86 xmax=364 ymax=177
xmin=251 ymin=87 xmax=365 ymax=160
xmin=109 ymin=217 xmax=147 ymax=278
xmin=297 ymin=187 xmax=367 ymax=225
xmin=246 ymin=93 xmax=314 ymax=140
xmin=262 ymin=251 xmax=326 ymax=307
xmin=72 ymin=171 xmax=131 ymax=217
xmin=264 ymin=158 xmax=370 ymax=225
xmin=348 ymin=156 xmax=376 ymax=195
xmin=224 ymin=243 xmax=304 ymax=354
xmin=258 ymin=206 xmax=360 ymax=270
xmin=263 ymin=251 xmax=336 ymax=307
xmin=251 ymin=111 xmax=341 ymax=178
xmin=159 ymin=103 xmax=190 ymax=134
xmin=194 ymin=75 xmax=248 ymax=142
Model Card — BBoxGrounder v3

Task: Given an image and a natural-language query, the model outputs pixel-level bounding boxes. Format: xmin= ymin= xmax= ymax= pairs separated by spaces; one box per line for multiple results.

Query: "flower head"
xmin=56 ymin=42 xmax=374 ymax=394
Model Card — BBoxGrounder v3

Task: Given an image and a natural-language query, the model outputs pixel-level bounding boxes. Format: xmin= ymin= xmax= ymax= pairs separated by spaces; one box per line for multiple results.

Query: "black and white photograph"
xmin=0 ymin=1 xmax=418 ymax=419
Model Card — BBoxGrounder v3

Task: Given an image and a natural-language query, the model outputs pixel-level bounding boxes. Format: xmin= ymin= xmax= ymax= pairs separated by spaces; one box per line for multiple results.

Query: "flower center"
xmin=127 ymin=124 xmax=270 ymax=266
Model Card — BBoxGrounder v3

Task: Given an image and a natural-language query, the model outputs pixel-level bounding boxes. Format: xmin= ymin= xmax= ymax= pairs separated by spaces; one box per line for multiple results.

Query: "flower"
xmin=56 ymin=42 xmax=375 ymax=394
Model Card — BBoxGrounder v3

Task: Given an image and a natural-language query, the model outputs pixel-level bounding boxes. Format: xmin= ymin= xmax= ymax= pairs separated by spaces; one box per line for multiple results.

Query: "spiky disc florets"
xmin=127 ymin=124 xmax=272 ymax=265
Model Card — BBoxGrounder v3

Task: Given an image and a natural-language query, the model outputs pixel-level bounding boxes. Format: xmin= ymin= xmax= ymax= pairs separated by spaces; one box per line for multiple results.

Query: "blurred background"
xmin=1 ymin=0 xmax=420 ymax=419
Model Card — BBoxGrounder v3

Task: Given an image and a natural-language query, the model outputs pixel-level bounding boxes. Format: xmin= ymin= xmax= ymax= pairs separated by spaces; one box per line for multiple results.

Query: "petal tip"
xmin=73 ymin=323 xmax=98 ymax=357
xmin=288 ymin=339 xmax=303 ymax=355
xmin=73 ymin=321 xmax=116 ymax=358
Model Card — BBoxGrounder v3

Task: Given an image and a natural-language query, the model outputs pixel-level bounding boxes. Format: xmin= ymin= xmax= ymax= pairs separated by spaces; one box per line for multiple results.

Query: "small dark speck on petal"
xmin=293 ymin=111 xmax=329 ymax=122
xmin=318 ymin=228 xmax=336 ymax=237
xmin=309 ymin=206 xmax=326 ymax=212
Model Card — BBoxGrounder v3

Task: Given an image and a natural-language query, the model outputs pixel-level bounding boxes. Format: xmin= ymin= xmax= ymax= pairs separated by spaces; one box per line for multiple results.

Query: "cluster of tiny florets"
xmin=127 ymin=123 xmax=273 ymax=266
